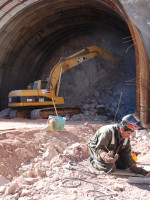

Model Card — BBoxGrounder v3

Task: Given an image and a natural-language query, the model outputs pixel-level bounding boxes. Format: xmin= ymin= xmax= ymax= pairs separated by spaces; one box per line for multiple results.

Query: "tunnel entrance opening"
xmin=0 ymin=0 xmax=137 ymax=121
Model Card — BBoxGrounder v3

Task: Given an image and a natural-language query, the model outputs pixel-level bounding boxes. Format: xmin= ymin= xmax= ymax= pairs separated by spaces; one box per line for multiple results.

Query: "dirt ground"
xmin=0 ymin=118 xmax=150 ymax=200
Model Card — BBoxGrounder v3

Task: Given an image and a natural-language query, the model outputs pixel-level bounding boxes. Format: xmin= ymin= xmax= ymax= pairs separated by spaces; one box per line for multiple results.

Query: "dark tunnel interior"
xmin=0 ymin=0 xmax=137 ymax=119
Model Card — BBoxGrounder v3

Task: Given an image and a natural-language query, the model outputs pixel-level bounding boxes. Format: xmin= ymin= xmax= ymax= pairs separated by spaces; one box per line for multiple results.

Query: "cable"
xmin=66 ymin=161 xmax=113 ymax=176
xmin=85 ymin=190 xmax=117 ymax=200
xmin=60 ymin=176 xmax=119 ymax=200
xmin=60 ymin=161 xmax=120 ymax=200
xmin=114 ymin=91 xmax=122 ymax=122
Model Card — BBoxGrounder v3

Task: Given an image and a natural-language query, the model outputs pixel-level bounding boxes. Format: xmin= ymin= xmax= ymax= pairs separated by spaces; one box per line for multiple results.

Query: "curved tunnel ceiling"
xmin=0 ymin=0 xmax=149 ymax=124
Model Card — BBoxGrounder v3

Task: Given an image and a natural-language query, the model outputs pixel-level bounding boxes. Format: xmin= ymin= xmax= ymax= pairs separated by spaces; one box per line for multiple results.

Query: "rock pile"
xmin=0 ymin=120 xmax=150 ymax=200
xmin=67 ymin=82 xmax=136 ymax=122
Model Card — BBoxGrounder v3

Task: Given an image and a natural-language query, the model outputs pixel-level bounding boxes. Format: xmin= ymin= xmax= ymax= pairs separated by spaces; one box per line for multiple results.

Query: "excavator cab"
xmin=28 ymin=80 xmax=48 ymax=90
xmin=32 ymin=80 xmax=48 ymax=90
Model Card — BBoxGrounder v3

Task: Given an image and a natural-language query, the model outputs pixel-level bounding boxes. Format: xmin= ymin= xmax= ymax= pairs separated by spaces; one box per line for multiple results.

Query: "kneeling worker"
xmin=89 ymin=114 xmax=150 ymax=176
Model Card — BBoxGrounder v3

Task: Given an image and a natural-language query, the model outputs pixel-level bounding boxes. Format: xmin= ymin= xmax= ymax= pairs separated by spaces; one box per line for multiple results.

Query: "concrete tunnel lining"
xmin=0 ymin=0 xmax=149 ymax=123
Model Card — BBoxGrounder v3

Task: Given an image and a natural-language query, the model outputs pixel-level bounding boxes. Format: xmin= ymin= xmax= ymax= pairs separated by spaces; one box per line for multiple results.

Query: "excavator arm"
xmin=47 ymin=46 xmax=118 ymax=96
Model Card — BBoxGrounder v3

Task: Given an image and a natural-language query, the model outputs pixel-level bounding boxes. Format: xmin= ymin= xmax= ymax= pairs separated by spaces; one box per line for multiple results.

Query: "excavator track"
xmin=9 ymin=109 xmax=32 ymax=119
xmin=9 ymin=110 xmax=18 ymax=118
xmin=7 ymin=107 xmax=80 ymax=119
xmin=30 ymin=107 xmax=81 ymax=119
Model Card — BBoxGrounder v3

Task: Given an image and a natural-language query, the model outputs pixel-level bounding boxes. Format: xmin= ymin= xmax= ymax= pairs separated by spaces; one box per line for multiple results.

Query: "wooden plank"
xmin=128 ymin=177 xmax=150 ymax=184
xmin=111 ymin=169 xmax=144 ymax=177
xmin=0 ymin=129 xmax=17 ymax=135
xmin=0 ymin=128 xmax=16 ymax=131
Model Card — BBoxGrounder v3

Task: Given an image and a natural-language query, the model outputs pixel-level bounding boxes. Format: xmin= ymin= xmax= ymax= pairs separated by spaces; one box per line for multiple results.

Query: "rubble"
xmin=0 ymin=118 xmax=149 ymax=200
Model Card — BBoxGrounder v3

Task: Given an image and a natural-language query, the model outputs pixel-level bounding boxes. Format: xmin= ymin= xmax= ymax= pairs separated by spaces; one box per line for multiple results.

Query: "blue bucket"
xmin=49 ymin=115 xmax=66 ymax=131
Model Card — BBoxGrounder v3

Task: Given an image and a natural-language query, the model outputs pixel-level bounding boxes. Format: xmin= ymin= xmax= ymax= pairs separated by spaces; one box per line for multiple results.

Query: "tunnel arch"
xmin=0 ymin=0 xmax=149 ymax=124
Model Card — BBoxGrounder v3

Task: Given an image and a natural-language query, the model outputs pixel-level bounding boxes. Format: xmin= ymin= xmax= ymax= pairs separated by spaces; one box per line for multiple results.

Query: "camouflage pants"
xmin=89 ymin=146 xmax=128 ymax=172
xmin=89 ymin=156 xmax=116 ymax=172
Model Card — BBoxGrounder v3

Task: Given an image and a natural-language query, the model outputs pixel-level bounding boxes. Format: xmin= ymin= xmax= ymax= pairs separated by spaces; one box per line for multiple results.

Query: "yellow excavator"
xmin=8 ymin=46 xmax=118 ymax=119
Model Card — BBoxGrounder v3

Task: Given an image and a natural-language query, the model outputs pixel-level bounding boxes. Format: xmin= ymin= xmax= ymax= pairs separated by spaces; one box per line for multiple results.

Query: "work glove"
xmin=129 ymin=164 xmax=149 ymax=176
xmin=100 ymin=151 xmax=119 ymax=164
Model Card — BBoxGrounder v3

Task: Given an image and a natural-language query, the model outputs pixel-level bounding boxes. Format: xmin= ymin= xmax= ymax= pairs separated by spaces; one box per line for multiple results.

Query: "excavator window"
xmin=41 ymin=80 xmax=48 ymax=89
xmin=33 ymin=81 xmax=38 ymax=89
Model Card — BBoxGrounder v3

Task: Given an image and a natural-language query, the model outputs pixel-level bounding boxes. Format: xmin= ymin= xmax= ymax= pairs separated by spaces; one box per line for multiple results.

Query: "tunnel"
xmin=0 ymin=0 xmax=149 ymax=124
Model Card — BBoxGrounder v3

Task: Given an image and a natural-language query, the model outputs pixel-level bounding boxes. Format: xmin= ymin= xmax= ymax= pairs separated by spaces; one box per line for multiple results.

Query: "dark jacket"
xmin=89 ymin=124 xmax=135 ymax=171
